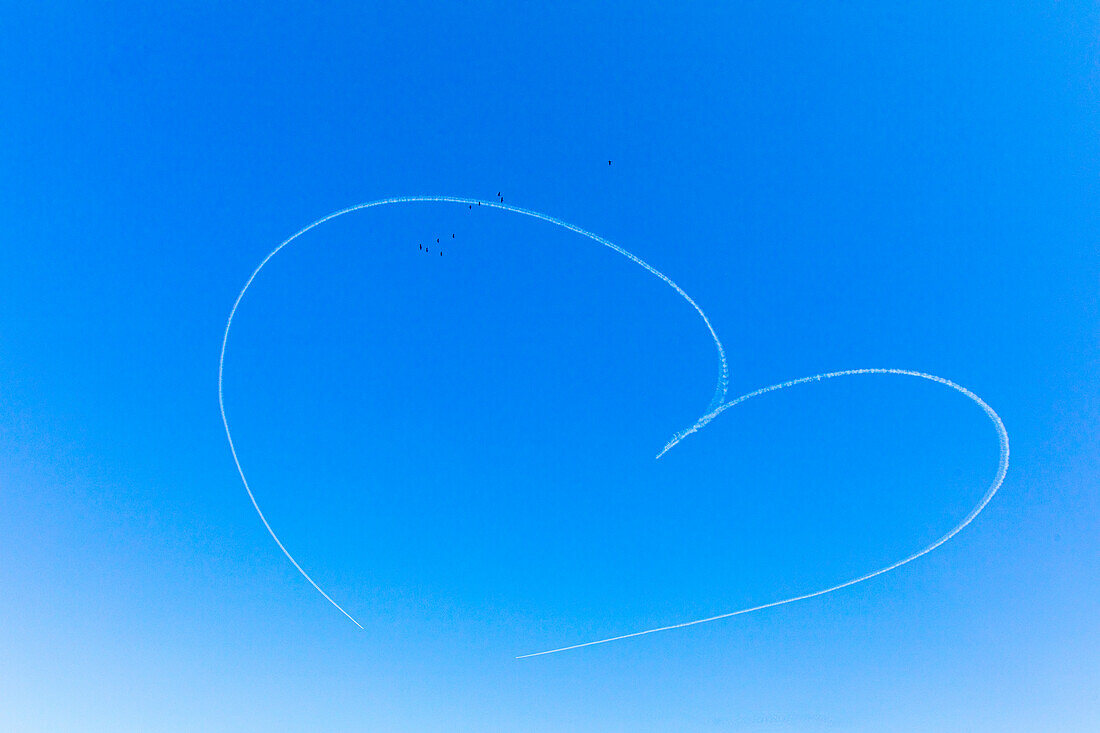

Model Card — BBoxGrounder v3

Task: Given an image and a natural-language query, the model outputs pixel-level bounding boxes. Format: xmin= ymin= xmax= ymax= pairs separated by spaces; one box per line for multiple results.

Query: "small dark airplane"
xmin=440 ymin=251 xmax=443 ymax=256
xmin=452 ymin=233 xmax=455 ymax=238
xmin=608 ymin=160 xmax=612 ymax=165
xmin=436 ymin=238 xmax=439 ymax=243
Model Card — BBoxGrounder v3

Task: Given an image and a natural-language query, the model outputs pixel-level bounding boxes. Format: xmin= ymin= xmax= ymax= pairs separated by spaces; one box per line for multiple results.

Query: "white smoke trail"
xmin=218 ymin=196 xmax=730 ymax=627
xmin=516 ymin=368 xmax=1009 ymax=658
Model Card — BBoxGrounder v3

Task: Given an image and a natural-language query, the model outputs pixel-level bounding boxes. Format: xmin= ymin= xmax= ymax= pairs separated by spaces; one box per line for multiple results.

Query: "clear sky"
xmin=2 ymin=2 xmax=1098 ymax=731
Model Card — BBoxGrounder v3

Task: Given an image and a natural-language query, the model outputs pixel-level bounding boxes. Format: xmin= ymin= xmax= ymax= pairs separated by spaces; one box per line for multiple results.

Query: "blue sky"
xmin=2 ymin=2 xmax=1098 ymax=730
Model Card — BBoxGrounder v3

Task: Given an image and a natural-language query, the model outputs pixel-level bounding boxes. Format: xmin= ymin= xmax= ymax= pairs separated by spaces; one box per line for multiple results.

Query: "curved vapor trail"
xmin=516 ymin=368 xmax=1010 ymax=658
xmin=218 ymin=196 xmax=730 ymax=627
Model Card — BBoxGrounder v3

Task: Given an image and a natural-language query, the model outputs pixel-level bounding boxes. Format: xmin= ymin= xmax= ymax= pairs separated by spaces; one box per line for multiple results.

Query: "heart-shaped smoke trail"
xmin=219 ymin=197 xmax=1009 ymax=657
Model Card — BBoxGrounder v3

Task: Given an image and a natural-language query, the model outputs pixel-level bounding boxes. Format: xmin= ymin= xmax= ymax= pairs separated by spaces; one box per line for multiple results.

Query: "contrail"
xmin=218 ymin=196 xmax=730 ymax=627
xmin=516 ymin=368 xmax=1009 ymax=658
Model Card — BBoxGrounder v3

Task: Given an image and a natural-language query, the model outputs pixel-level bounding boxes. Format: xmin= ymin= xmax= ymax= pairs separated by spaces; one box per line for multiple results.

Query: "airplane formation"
xmin=420 ymin=174 xmax=603 ymax=257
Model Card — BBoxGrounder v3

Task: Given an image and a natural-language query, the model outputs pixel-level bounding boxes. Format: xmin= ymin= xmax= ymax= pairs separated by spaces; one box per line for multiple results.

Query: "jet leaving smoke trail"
xmin=218 ymin=196 xmax=730 ymax=627
xmin=516 ymin=368 xmax=1010 ymax=658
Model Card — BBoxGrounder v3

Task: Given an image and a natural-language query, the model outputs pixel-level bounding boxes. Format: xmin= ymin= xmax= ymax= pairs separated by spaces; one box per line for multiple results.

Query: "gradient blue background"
xmin=2 ymin=3 xmax=1098 ymax=731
